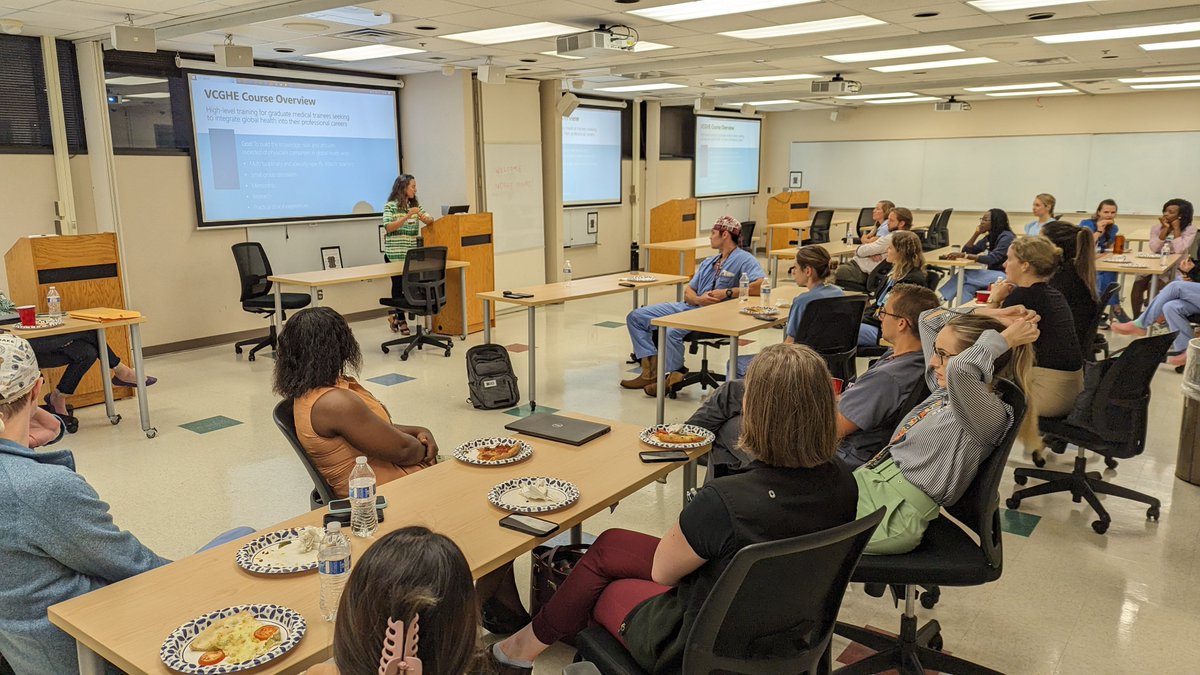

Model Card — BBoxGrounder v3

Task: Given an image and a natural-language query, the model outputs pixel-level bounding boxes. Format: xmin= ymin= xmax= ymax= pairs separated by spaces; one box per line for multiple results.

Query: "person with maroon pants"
xmin=492 ymin=343 xmax=858 ymax=674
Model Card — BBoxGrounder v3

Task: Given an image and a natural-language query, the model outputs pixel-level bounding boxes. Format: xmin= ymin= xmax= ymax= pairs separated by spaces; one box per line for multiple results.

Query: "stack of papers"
xmin=69 ymin=308 xmax=142 ymax=322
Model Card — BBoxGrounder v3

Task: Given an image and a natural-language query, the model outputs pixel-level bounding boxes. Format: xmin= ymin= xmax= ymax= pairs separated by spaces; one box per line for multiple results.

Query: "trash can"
xmin=1176 ymin=338 xmax=1200 ymax=485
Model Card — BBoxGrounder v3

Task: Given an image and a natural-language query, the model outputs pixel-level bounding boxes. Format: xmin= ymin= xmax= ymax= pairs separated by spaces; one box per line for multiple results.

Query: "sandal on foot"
xmin=112 ymin=375 xmax=157 ymax=388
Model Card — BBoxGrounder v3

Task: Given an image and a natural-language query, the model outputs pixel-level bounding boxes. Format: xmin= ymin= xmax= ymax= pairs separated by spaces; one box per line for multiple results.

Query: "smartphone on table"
xmin=639 ymin=450 xmax=690 ymax=463
xmin=499 ymin=514 xmax=559 ymax=537
xmin=328 ymin=495 xmax=388 ymax=514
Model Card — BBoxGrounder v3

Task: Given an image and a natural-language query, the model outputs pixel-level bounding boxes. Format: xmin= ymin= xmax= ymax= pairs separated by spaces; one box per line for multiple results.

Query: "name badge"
xmin=720 ymin=269 xmax=735 ymax=278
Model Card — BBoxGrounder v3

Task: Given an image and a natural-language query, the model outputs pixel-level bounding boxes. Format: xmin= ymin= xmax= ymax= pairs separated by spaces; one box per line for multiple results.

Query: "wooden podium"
xmin=422 ymin=213 xmax=495 ymax=335
xmin=649 ymin=198 xmax=699 ymax=276
xmin=4 ymin=233 xmax=132 ymax=407
xmin=767 ymin=191 xmax=811 ymax=250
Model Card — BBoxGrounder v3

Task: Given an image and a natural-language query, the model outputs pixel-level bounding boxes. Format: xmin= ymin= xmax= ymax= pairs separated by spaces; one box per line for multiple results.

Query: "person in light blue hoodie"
xmin=0 ymin=334 xmax=168 ymax=675
xmin=1024 ymin=193 xmax=1056 ymax=236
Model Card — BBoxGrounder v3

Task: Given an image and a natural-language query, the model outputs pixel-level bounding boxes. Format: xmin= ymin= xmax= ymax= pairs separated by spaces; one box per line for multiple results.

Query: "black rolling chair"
xmin=932 ymin=208 xmax=953 ymax=248
xmin=793 ymin=294 xmax=868 ymax=382
xmin=856 ymin=207 xmax=875 ymax=238
xmin=1009 ymin=333 xmax=1173 ymax=534
xmin=231 ymin=243 xmax=312 ymax=361
xmin=380 ymin=247 xmax=454 ymax=361
xmin=834 ymin=379 xmax=1025 ymax=675
xmin=272 ymin=399 xmax=337 ymax=510
xmin=805 ymin=209 xmax=834 ymax=245
xmin=738 ymin=220 xmax=757 ymax=254
xmin=1090 ymin=282 xmax=1122 ymax=361
xmin=669 ymin=332 xmax=729 ymax=399
xmin=574 ymin=508 xmax=886 ymax=675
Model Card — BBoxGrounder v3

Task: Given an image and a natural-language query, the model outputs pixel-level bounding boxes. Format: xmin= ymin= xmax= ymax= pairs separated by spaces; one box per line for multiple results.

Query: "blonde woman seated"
xmin=858 ymin=230 xmax=927 ymax=348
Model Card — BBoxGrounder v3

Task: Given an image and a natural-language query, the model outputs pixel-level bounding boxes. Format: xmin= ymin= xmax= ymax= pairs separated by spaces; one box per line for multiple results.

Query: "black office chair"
xmin=834 ymin=379 xmax=1025 ymax=675
xmin=856 ymin=207 xmax=875 ymax=238
xmin=805 ymin=209 xmax=834 ymax=245
xmin=932 ymin=208 xmax=953 ymax=248
xmin=272 ymin=399 xmax=337 ymax=510
xmin=793 ymin=294 xmax=868 ymax=382
xmin=669 ymin=332 xmax=729 ymax=399
xmin=379 ymin=246 xmax=453 ymax=361
xmin=231 ymin=243 xmax=312 ymax=361
xmin=738 ymin=220 xmax=757 ymax=254
xmin=1009 ymin=333 xmax=1173 ymax=534
xmin=573 ymin=508 xmax=886 ymax=675
xmin=1090 ymin=282 xmax=1122 ymax=361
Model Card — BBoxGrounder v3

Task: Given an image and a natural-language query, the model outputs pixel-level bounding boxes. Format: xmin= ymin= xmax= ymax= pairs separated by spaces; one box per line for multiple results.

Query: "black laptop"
xmin=504 ymin=413 xmax=611 ymax=446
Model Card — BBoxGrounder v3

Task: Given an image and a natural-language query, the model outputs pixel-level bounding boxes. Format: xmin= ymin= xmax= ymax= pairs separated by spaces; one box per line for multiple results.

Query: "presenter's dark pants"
xmin=29 ymin=332 xmax=121 ymax=394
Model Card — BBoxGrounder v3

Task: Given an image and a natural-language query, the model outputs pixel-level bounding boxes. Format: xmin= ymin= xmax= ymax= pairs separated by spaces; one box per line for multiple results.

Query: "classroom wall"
xmin=399 ymin=70 xmax=474 ymax=210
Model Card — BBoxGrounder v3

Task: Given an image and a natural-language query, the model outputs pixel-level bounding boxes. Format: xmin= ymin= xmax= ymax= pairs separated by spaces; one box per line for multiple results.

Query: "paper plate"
xmin=453 ymin=437 xmax=533 ymax=466
xmin=160 ymin=604 xmax=305 ymax=673
xmin=640 ymin=424 xmax=715 ymax=450
xmin=235 ymin=528 xmax=321 ymax=575
xmin=488 ymin=476 xmax=579 ymax=513
xmin=620 ymin=275 xmax=658 ymax=283
xmin=739 ymin=305 xmax=779 ymax=319
xmin=12 ymin=316 xmax=64 ymax=330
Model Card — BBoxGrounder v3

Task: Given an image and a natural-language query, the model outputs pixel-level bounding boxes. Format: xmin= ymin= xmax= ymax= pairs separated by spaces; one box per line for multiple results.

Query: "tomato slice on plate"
xmin=198 ymin=650 xmax=225 ymax=666
xmin=254 ymin=625 xmax=280 ymax=641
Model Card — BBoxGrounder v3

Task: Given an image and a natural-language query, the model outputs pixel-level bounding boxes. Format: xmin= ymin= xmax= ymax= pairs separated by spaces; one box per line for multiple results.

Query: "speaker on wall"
xmin=111 ymin=24 xmax=156 ymax=53
xmin=215 ymin=43 xmax=254 ymax=68
xmin=556 ymin=91 xmax=580 ymax=117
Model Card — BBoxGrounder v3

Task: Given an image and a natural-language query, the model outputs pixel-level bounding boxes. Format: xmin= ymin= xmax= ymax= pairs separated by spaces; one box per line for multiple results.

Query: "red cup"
xmin=16 ymin=306 xmax=35 ymax=326
xmin=975 ymin=290 xmax=991 ymax=304
xmin=831 ymin=378 xmax=844 ymax=395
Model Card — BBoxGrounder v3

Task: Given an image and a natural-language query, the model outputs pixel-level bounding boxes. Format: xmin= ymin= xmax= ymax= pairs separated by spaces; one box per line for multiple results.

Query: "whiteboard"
xmin=483 ymin=142 xmax=545 ymax=254
xmin=790 ymin=132 xmax=1200 ymax=214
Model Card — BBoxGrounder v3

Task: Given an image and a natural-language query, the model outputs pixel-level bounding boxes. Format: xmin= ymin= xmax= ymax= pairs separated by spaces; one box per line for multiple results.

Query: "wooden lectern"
xmin=4 ymin=233 xmax=132 ymax=407
xmin=649 ymin=198 xmax=699 ymax=276
xmin=422 ymin=212 xmax=495 ymax=335
xmin=767 ymin=191 xmax=811 ymax=250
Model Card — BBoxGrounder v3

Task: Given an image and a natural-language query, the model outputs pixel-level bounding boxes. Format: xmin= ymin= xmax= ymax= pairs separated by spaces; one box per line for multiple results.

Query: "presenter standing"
xmin=382 ymin=174 xmax=435 ymax=334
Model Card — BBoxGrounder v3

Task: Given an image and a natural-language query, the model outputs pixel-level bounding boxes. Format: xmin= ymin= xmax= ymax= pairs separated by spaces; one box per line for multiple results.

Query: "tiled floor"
xmin=58 ymin=280 xmax=1200 ymax=674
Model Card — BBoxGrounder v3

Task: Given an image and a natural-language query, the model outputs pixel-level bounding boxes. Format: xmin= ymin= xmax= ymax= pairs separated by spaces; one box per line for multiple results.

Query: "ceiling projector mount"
xmin=556 ymin=24 xmax=640 ymax=58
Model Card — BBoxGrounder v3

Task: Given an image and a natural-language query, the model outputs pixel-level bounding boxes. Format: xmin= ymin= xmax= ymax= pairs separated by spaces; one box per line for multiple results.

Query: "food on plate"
xmin=742 ymin=305 xmax=777 ymax=314
xmin=520 ymin=478 xmax=553 ymax=502
xmin=477 ymin=442 xmax=521 ymax=462
xmin=653 ymin=426 xmax=707 ymax=444
xmin=250 ymin=527 xmax=323 ymax=569
xmin=189 ymin=611 xmax=282 ymax=665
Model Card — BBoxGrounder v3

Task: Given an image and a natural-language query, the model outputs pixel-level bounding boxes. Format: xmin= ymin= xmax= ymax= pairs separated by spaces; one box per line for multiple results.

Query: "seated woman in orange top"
xmin=272 ymin=306 xmax=436 ymax=498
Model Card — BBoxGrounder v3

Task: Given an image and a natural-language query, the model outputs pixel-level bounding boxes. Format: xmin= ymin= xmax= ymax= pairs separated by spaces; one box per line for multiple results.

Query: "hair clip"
xmin=378 ymin=615 xmax=422 ymax=675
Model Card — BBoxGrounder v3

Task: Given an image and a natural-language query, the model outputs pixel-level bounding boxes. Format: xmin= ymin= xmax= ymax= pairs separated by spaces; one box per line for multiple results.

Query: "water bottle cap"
xmin=327 ymin=521 xmax=342 ymax=532
xmin=356 ymin=456 xmax=368 ymax=464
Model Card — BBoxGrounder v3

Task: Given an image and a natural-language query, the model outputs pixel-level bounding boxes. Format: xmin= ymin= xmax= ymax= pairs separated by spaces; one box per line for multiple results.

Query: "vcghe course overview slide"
xmin=562 ymin=107 xmax=622 ymax=206
xmin=186 ymin=72 xmax=400 ymax=226
xmin=694 ymin=116 xmax=761 ymax=198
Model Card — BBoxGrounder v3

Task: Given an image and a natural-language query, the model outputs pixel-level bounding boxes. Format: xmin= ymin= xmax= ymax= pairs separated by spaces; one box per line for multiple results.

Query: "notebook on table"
xmin=504 ymin=413 xmax=611 ymax=446
xmin=69 ymin=308 xmax=142 ymax=322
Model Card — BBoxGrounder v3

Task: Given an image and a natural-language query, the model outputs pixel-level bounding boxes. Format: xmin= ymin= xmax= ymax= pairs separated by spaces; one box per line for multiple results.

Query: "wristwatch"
xmin=725 ymin=289 xmax=733 ymax=299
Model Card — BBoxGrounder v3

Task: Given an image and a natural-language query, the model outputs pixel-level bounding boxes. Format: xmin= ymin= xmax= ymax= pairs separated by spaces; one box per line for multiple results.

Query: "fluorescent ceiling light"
xmin=968 ymin=0 xmax=1099 ymax=11
xmin=714 ymin=74 xmax=820 ymax=83
xmin=104 ymin=76 xmax=166 ymax=86
xmin=540 ymin=50 xmax=583 ymax=60
xmin=1140 ymin=38 xmax=1200 ymax=51
xmin=871 ymin=57 xmax=996 ymax=72
xmin=985 ymin=88 xmax=1079 ymax=97
xmin=309 ymin=44 xmax=425 ymax=61
xmin=866 ymin=96 xmax=941 ymax=105
xmin=632 ymin=41 xmax=673 ymax=52
xmin=1036 ymin=21 xmax=1200 ymax=44
xmin=721 ymin=15 xmax=886 ymax=40
xmin=595 ymin=82 xmax=687 ymax=92
xmin=124 ymin=92 xmax=171 ymax=99
xmin=825 ymin=45 xmax=962 ymax=63
xmin=1117 ymin=75 xmax=1200 ymax=83
xmin=964 ymin=81 xmax=1062 ymax=92
xmin=629 ymin=0 xmax=819 ymax=23
xmin=443 ymin=22 xmax=579 ymax=46
xmin=726 ymin=99 xmax=799 ymax=105
xmin=1130 ymin=82 xmax=1200 ymax=90
xmin=836 ymin=92 xmax=919 ymax=100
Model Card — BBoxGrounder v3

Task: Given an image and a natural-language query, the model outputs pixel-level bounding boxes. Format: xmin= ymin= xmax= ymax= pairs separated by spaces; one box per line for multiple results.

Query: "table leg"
xmin=771 ymin=256 xmax=779 ymax=287
xmin=97 ymin=326 xmax=117 ymax=425
xmin=954 ymin=268 xmax=965 ymax=307
xmin=676 ymin=252 xmax=685 ymax=302
xmin=273 ymin=284 xmax=282 ymax=334
xmin=460 ymin=267 xmax=469 ymax=340
xmin=483 ymin=299 xmax=492 ymax=344
xmin=727 ymin=338 xmax=739 ymax=382
xmin=641 ymin=287 xmax=648 ymax=307
xmin=311 ymin=285 xmax=319 ymax=307
xmin=570 ymin=524 xmax=582 ymax=545
xmin=683 ymin=459 xmax=696 ymax=507
xmin=130 ymin=324 xmax=155 ymax=438
xmin=655 ymin=325 xmax=666 ymax=425
xmin=1150 ymin=273 xmax=1160 ymax=299
xmin=632 ymin=288 xmax=638 ymax=313
xmin=76 ymin=641 xmax=105 ymax=675
xmin=528 ymin=306 xmax=537 ymax=412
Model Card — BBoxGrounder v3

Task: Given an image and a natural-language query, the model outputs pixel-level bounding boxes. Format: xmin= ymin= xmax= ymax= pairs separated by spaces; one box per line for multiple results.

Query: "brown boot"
xmin=620 ymin=356 xmax=657 ymax=389
xmin=643 ymin=371 xmax=684 ymax=397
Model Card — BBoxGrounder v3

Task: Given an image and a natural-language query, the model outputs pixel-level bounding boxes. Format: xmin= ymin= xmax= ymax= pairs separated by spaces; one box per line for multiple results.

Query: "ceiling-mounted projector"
xmin=557 ymin=30 xmax=635 ymax=58
xmin=810 ymin=77 xmax=861 ymax=95
xmin=934 ymin=97 xmax=971 ymax=112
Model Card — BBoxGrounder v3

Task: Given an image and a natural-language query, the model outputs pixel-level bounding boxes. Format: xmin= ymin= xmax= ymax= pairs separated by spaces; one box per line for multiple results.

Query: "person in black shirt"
xmin=1042 ymin=221 xmax=1100 ymax=357
xmin=491 ymin=344 xmax=858 ymax=675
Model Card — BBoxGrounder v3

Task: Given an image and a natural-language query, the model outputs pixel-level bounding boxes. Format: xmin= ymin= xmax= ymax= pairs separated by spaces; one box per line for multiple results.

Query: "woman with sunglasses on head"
xmin=859 ymin=230 xmax=927 ymax=348
xmin=939 ymin=208 xmax=1015 ymax=304
xmin=382 ymin=174 xmax=436 ymax=335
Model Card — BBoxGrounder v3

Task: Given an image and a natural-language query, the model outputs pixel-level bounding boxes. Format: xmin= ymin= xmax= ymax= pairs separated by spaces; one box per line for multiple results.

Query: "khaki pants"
xmin=1029 ymin=366 xmax=1084 ymax=419
xmin=855 ymin=459 xmax=940 ymax=555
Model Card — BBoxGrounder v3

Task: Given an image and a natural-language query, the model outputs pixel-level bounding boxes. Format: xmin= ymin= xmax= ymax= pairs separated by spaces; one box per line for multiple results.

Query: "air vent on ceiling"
xmin=709 ymin=82 xmax=739 ymax=89
xmin=1071 ymin=79 xmax=1106 ymax=85
xmin=1014 ymin=56 xmax=1076 ymax=66
xmin=330 ymin=28 xmax=416 ymax=42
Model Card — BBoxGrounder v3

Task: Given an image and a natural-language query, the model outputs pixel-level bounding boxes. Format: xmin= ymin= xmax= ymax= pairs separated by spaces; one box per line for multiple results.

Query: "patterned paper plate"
xmin=640 ymin=424 xmax=715 ymax=450
xmin=11 ymin=316 xmax=64 ymax=330
xmin=620 ymin=275 xmax=658 ymax=283
xmin=235 ymin=528 xmax=322 ymax=575
xmin=160 ymin=604 xmax=305 ymax=673
xmin=488 ymin=476 xmax=579 ymax=513
xmin=453 ymin=437 xmax=533 ymax=466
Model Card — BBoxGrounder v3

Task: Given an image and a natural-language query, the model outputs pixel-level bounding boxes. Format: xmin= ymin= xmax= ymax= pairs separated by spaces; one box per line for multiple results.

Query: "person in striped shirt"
xmin=854 ymin=305 xmax=1039 ymax=555
xmin=382 ymin=174 xmax=436 ymax=335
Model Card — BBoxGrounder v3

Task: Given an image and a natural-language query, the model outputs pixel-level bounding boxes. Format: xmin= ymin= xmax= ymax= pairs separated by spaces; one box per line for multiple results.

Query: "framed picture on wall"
xmin=789 ymin=171 xmax=803 ymax=189
xmin=320 ymin=246 xmax=343 ymax=270
xmin=379 ymin=225 xmax=387 ymax=253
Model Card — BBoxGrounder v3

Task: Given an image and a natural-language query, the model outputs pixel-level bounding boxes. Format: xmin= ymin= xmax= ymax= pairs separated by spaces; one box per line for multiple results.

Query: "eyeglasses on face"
xmin=931 ymin=347 xmax=961 ymax=363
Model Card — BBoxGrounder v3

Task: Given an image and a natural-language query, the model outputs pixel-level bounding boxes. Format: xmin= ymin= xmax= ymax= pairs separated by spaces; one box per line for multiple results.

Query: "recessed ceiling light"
xmin=721 ymin=15 xmax=887 ymax=40
xmin=725 ymin=99 xmax=799 ymax=105
xmin=836 ymin=92 xmax=920 ymax=100
xmin=866 ymin=96 xmax=941 ymax=104
xmin=273 ymin=47 xmax=296 ymax=53
xmin=281 ymin=21 xmax=328 ymax=33
xmin=539 ymin=50 xmax=584 ymax=60
xmin=104 ymin=76 xmax=166 ymax=86
xmin=124 ymin=92 xmax=171 ymax=99
xmin=964 ymin=81 xmax=1062 ymax=91
xmin=443 ymin=22 xmax=580 ymax=46
xmin=1036 ymin=21 xmax=1200 ymax=44
xmin=825 ymin=44 xmax=963 ymax=63
xmin=1129 ymin=82 xmax=1200 ymax=89
xmin=630 ymin=0 xmax=820 ymax=23
xmin=309 ymin=44 xmax=425 ymax=61
xmin=714 ymin=74 xmax=820 ymax=83
xmin=632 ymin=41 xmax=673 ymax=52
xmin=428 ymin=56 xmax=446 ymax=60
xmin=1118 ymin=75 xmax=1200 ymax=83
xmin=1140 ymin=38 xmax=1200 ymax=51
xmin=968 ymin=0 xmax=1096 ymax=10
xmin=594 ymin=82 xmax=687 ymax=92
xmin=986 ymin=88 xmax=1079 ymax=96
xmin=616 ymin=0 xmax=640 ymax=4
xmin=870 ymin=57 xmax=996 ymax=72
xmin=1101 ymin=54 xmax=1119 ymax=59
xmin=979 ymin=40 xmax=1019 ymax=48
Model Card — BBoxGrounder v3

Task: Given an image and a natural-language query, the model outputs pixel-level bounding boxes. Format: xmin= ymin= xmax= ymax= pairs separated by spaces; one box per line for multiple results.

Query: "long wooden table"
xmin=925 ymin=246 xmax=985 ymax=306
xmin=478 ymin=272 xmax=690 ymax=411
xmin=1096 ymin=251 xmax=1181 ymax=298
xmin=3 ymin=311 xmax=155 ymax=438
xmin=269 ymin=260 xmax=470 ymax=338
xmin=644 ymin=237 xmax=711 ymax=301
xmin=768 ymin=242 xmax=859 ymax=286
xmin=50 ymin=413 xmax=709 ymax=675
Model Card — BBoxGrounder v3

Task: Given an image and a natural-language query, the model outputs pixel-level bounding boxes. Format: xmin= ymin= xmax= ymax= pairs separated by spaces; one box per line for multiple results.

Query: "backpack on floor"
xmin=465 ymin=344 xmax=520 ymax=410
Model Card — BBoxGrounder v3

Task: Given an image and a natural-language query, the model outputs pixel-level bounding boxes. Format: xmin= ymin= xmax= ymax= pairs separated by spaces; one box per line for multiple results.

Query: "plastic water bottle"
xmin=563 ymin=259 xmax=573 ymax=286
xmin=318 ymin=522 xmax=351 ymax=622
xmin=1162 ymin=238 xmax=1172 ymax=261
xmin=739 ymin=272 xmax=750 ymax=302
xmin=348 ymin=456 xmax=378 ymax=538
xmin=845 ymin=228 xmax=855 ymax=245
xmin=47 ymin=286 xmax=61 ymax=319
xmin=760 ymin=274 xmax=771 ymax=307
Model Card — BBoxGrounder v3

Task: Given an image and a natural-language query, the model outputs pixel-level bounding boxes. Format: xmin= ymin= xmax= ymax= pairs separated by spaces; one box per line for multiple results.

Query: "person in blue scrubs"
xmin=1079 ymin=198 xmax=1128 ymax=322
xmin=622 ymin=216 xmax=763 ymax=396
xmin=1024 ymin=193 xmax=1056 ymax=236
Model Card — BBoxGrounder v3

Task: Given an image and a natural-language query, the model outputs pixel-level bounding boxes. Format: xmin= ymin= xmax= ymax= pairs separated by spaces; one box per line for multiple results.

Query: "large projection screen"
xmin=185 ymin=70 xmax=401 ymax=228
xmin=562 ymin=106 xmax=622 ymax=207
xmin=694 ymin=115 xmax=761 ymax=199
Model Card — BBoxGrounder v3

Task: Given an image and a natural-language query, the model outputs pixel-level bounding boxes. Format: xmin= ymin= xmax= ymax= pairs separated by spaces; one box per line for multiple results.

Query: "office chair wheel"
xmin=1177 ymin=365 xmax=1186 ymax=374
xmin=400 ymin=353 xmax=409 ymax=361
xmin=1006 ymin=496 xmax=1021 ymax=509
xmin=1031 ymin=450 xmax=1046 ymax=468
xmin=444 ymin=349 xmax=452 ymax=357
xmin=920 ymin=587 xmax=941 ymax=609
xmin=927 ymin=632 xmax=944 ymax=652
xmin=1104 ymin=457 xmax=1119 ymax=469
xmin=235 ymin=345 xmax=243 ymax=354
xmin=1092 ymin=519 xmax=1110 ymax=534
xmin=1014 ymin=473 xmax=1028 ymax=486
xmin=62 ymin=416 xmax=79 ymax=434
xmin=247 ymin=353 xmax=255 ymax=362
xmin=382 ymin=346 xmax=390 ymax=354
xmin=109 ymin=414 xmax=121 ymax=425
xmin=1147 ymin=506 xmax=1160 ymax=521
xmin=146 ymin=428 xmax=157 ymax=439
xmin=667 ymin=389 xmax=677 ymax=400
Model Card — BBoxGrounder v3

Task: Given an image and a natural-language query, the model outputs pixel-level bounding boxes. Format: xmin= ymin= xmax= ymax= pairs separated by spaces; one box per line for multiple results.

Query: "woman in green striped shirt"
xmin=382 ymin=174 xmax=435 ymax=334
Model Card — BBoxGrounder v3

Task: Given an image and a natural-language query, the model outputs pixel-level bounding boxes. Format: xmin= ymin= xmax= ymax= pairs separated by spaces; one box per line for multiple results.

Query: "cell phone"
xmin=328 ymin=495 xmax=388 ymax=514
xmin=618 ymin=282 xmax=636 ymax=288
xmin=499 ymin=514 xmax=559 ymax=537
xmin=503 ymin=291 xmax=534 ymax=299
xmin=640 ymin=450 xmax=690 ymax=463
xmin=323 ymin=509 xmax=385 ymax=527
